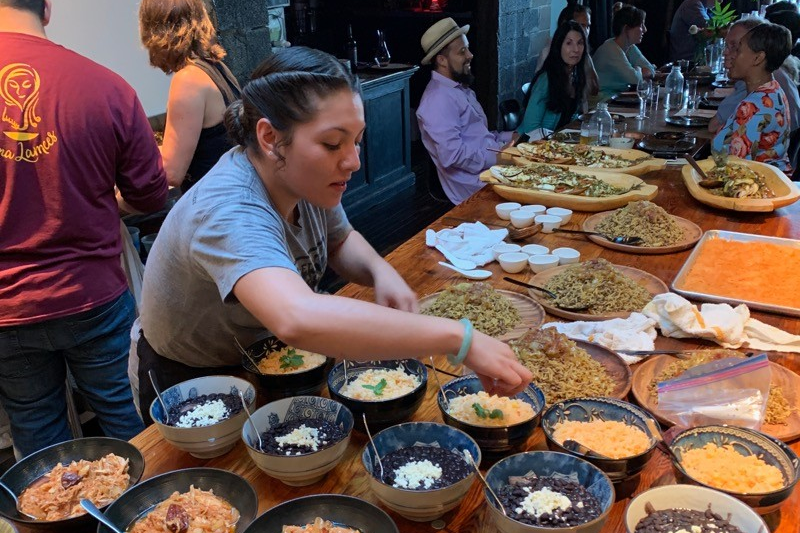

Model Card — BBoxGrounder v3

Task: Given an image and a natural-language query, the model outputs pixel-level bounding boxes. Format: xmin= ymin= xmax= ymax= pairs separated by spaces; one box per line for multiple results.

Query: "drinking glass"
xmin=374 ymin=30 xmax=391 ymax=67
xmin=686 ymin=79 xmax=699 ymax=110
xmin=636 ymin=78 xmax=652 ymax=119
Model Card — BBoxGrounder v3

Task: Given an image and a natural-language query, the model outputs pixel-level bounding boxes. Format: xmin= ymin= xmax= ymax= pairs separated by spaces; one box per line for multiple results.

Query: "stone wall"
xmin=208 ymin=0 xmax=275 ymax=84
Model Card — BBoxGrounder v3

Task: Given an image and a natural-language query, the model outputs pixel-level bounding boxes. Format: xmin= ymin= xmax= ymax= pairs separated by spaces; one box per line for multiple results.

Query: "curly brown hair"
xmin=139 ymin=0 xmax=225 ymax=74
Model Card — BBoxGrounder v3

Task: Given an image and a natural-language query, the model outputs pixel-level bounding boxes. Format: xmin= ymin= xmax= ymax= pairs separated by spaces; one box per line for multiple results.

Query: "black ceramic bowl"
xmin=97 ymin=467 xmax=258 ymax=533
xmin=242 ymin=337 xmax=334 ymax=401
xmin=242 ymin=494 xmax=398 ymax=533
xmin=436 ymin=375 xmax=545 ymax=456
xmin=327 ymin=359 xmax=427 ymax=432
xmin=0 ymin=437 xmax=144 ymax=532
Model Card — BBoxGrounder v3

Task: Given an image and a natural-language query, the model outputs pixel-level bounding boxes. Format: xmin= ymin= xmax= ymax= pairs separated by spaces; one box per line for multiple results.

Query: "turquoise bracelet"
xmin=447 ymin=318 xmax=473 ymax=366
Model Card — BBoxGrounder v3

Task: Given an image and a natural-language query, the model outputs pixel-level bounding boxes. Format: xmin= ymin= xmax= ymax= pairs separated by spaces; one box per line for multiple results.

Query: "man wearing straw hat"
xmin=416 ymin=17 xmax=515 ymax=205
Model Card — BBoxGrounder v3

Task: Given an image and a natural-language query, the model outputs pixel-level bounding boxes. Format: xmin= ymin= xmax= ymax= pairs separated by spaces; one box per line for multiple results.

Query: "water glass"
xmin=686 ymin=79 xmax=699 ymax=110
xmin=580 ymin=117 xmax=598 ymax=145
xmin=636 ymin=78 xmax=652 ymax=119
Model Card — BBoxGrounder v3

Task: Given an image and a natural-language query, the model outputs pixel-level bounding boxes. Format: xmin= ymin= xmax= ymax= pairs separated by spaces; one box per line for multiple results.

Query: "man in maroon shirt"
xmin=0 ymin=0 xmax=168 ymax=457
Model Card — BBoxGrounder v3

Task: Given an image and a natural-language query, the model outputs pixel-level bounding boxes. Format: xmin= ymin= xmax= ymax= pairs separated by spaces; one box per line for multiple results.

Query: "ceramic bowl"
xmin=0 ymin=518 xmax=15 ymax=533
xmin=242 ymin=494 xmax=398 ymax=533
xmin=493 ymin=243 xmax=523 ymax=260
xmin=98 ymin=468 xmax=258 ymax=533
xmin=510 ymin=210 xmax=536 ymax=229
xmin=528 ymin=254 xmax=560 ymax=274
xmin=609 ymin=137 xmax=636 ymax=149
xmin=496 ymin=202 xmax=522 ymax=220
xmin=242 ymin=395 xmax=353 ymax=486
xmin=551 ymin=247 xmax=581 ymax=265
xmin=0 ymin=437 xmax=144 ymax=532
xmin=242 ymin=336 xmax=334 ymax=402
xmin=519 ymin=204 xmax=547 ymax=215
xmin=670 ymin=425 xmax=799 ymax=514
xmin=624 ymin=485 xmax=769 ymax=533
xmin=546 ymin=207 xmax=573 ymax=225
xmin=149 ymin=375 xmax=256 ymax=458
xmin=535 ymin=214 xmax=562 ymax=233
xmin=541 ymin=397 xmax=658 ymax=483
xmin=361 ymin=422 xmax=481 ymax=521
xmin=498 ymin=252 xmax=529 ymax=274
xmin=437 ymin=375 xmax=545 ymax=455
xmin=485 ymin=451 xmax=614 ymax=533
xmin=328 ymin=359 xmax=427 ymax=432
xmin=521 ymin=244 xmax=549 ymax=256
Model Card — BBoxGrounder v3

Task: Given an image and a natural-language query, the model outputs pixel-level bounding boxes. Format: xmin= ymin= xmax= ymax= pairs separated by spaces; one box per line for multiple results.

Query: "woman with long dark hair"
xmin=518 ymin=21 xmax=587 ymax=136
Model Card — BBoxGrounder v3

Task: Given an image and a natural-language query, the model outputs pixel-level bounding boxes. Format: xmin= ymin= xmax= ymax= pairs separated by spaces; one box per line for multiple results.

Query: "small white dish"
xmin=552 ymin=247 xmax=581 ymax=265
xmin=498 ymin=252 xmax=529 ymax=274
xmin=495 ymin=202 xmax=522 ymax=220
xmin=492 ymin=242 xmax=522 ymax=260
xmin=521 ymin=244 xmax=549 ymax=256
xmin=609 ymin=136 xmax=636 ymax=149
xmin=519 ymin=204 xmax=546 ymax=215
xmin=528 ymin=254 xmax=560 ymax=274
xmin=546 ymin=207 xmax=573 ymax=225
xmin=509 ymin=210 xmax=536 ymax=229
xmin=534 ymin=214 xmax=562 ymax=233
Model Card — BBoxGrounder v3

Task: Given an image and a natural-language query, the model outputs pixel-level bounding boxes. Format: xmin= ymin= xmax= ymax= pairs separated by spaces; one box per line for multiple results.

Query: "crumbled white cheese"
xmin=275 ymin=425 xmax=321 ymax=451
xmin=175 ymin=399 xmax=229 ymax=428
xmin=392 ymin=460 xmax=442 ymax=489
xmin=515 ymin=487 xmax=572 ymax=518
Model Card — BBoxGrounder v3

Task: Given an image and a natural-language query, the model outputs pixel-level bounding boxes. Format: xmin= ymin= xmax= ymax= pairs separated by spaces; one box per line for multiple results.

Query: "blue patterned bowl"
xmin=670 ymin=425 xmax=799 ymax=514
xmin=0 ymin=437 xmax=144 ymax=532
xmin=327 ymin=359 xmax=427 ymax=432
xmin=242 ymin=494 xmax=398 ymax=533
xmin=485 ymin=451 xmax=614 ymax=533
xmin=436 ymin=375 xmax=545 ymax=455
xmin=149 ymin=375 xmax=256 ymax=458
xmin=242 ymin=396 xmax=354 ymax=486
xmin=541 ymin=397 xmax=658 ymax=483
xmin=361 ymin=422 xmax=480 ymax=521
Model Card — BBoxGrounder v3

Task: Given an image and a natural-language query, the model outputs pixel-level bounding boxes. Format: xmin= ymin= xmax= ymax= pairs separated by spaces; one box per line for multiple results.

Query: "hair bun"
xmin=223 ymin=100 xmax=248 ymax=146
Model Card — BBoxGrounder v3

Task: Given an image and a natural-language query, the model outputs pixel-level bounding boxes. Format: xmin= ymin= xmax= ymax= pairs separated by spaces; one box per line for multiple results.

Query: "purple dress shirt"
xmin=416 ymin=71 xmax=512 ymax=204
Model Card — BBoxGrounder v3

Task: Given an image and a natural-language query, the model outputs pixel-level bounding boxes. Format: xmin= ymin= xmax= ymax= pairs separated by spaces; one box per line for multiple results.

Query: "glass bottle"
xmin=589 ymin=103 xmax=613 ymax=146
xmin=374 ymin=30 xmax=391 ymax=67
xmin=346 ymin=24 xmax=358 ymax=68
xmin=665 ymin=65 xmax=685 ymax=113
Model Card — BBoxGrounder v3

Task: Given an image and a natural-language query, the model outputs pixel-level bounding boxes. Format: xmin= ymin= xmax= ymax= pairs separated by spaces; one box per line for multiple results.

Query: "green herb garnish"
xmin=362 ymin=378 xmax=388 ymax=396
xmin=279 ymin=348 xmax=304 ymax=369
xmin=472 ymin=403 xmax=504 ymax=420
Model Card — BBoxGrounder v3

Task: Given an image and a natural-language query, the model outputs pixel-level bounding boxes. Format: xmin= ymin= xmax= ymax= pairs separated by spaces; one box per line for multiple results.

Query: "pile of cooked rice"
xmin=447 ymin=391 xmax=535 ymax=426
xmin=542 ymin=259 xmax=653 ymax=314
xmin=594 ymin=201 xmax=684 ymax=247
xmin=128 ymin=486 xmax=240 ymax=533
xmin=339 ymin=367 xmax=421 ymax=401
xmin=510 ymin=328 xmax=615 ymax=405
xmin=421 ymin=282 xmax=520 ymax=336
xmin=256 ymin=346 xmax=326 ymax=374
xmin=680 ymin=443 xmax=785 ymax=493
xmin=552 ymin=420 xmax=652 ymax=458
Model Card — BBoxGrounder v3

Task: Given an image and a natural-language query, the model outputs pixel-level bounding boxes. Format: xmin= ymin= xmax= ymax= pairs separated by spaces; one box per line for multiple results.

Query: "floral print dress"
xmin=711 ymin=79 xmax=792 ymax=172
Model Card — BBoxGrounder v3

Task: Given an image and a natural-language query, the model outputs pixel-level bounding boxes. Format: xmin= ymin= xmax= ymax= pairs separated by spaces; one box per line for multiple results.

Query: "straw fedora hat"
xmin=420 ymin=17 xmax=470 ymax=65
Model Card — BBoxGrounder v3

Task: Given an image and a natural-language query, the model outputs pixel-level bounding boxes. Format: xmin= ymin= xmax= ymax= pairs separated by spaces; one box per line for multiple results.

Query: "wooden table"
xmin=124 ymin=166 xmax=800 ymax=533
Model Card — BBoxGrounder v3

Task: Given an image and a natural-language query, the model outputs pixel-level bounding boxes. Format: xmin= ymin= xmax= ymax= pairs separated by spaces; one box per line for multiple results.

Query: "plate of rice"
xmin=528 ymin=258 xmax=668 ymax=321
xmin=582 ymin=201 xmax=703 ymax=254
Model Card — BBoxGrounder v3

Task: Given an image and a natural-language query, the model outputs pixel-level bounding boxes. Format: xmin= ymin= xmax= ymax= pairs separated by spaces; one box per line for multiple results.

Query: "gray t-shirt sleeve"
xmin=326 ymin=203 xmax=354 ymax=251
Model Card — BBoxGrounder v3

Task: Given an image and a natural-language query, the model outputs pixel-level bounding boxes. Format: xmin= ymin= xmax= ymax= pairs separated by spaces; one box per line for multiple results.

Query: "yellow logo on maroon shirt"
xmin=1 ymin=63 xmax=42 ymax=141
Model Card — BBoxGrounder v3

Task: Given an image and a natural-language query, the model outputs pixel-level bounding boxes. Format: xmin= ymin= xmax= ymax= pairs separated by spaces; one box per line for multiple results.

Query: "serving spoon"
xmin=148 ymin=370 xmax=169 ymax=425
xmin=552 ymin=228 xmax=643 ymax=246
xmin=562 ymin=439 xmax=612 ymax=459
xmin=465 ymin=450 xmax=507 ymax=516
xmin=80 ymin=499 xmax=124 ymax=533
xmin=438 ymin=262 xmax=492 ymax=280
xmin=502 ymin=277 xmax=589 ymax=312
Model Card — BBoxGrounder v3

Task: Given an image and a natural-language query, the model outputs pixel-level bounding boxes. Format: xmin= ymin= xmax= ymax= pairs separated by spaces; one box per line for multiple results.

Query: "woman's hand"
xmin=372 ymin=263 xmax=419 ymax=312
xmin=463 ymin=332 xmax=533 ymax=397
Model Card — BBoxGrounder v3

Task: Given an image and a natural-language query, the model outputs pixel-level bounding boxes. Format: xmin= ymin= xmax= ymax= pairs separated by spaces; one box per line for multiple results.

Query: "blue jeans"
xmin=0 ymin=291 xmax=145 ymax=457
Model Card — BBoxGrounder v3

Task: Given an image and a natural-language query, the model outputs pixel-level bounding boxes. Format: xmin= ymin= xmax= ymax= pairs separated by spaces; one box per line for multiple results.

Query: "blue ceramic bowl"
xmin=541 ymin=397 xmax=658 ymax=483
xmin=0 ymin=437 xmax=144 ymax=532
xmin=242 ymin=494 xmax=398 ymax=533
xmin=327 ymin=359 xmax=427 ymax=432
xmin=436 ymin=375 xmax=545 ymax=455
xmin=361 ymin=421 xmax=480 ymax=521
xmin=242 ymin=337 xmax=334 ymax=401
xmin=671 ymin=425 xmax=799 ymax=514
xmin=485 ymin=451 xmax=614 ymax=533
xmin=242 ymin=396 xmax=354 ymax=486
xmin=98 ymin=467 xmax=258 ymax=533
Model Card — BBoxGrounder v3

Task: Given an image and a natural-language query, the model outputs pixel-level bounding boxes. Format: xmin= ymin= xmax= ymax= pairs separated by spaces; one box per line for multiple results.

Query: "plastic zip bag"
xmin=657 ymin=354 xmax=771 ymax=430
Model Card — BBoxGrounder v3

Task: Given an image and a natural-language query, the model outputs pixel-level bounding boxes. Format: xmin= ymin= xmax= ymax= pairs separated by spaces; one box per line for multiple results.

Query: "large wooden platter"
xmin=631 ymin=354 xmax=800 ymax=442
xmin=573 ymin=339 xmax=632 ymax=400
xmin=582 ymin=210 xmax=703 ymax=254
xmin=480 ymin=168 xmax=658 ymax=212
xmin=528 ymin=263 xmax=669 ymax=321
xmin=681 ymin=157 xmax=800 ymax=212
xmin=507 ymin=145 xmax=666 ymax=176
xmin=419 ymin=289 xmax=545 ymax=342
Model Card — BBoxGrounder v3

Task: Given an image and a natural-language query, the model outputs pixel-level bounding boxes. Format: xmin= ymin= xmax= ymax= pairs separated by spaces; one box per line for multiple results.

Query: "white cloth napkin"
xmin=674 ymin=109 xmax=716 ymax=118
xmin=428 ymin=222 xmax=508 ymax=267
xmin=543 ymin=313 xmax=658 ymax=364
xmin=643 ymin=293 xmax=800 ymax=352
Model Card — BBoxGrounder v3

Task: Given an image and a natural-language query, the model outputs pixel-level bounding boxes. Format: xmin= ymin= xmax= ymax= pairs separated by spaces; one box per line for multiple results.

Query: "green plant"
xmin=708 ymin=1 xmax=737 ymax=31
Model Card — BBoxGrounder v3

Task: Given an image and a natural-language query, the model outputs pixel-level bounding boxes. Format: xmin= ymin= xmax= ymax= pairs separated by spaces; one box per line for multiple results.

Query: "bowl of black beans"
xmin=361 ymin=421 xmax=481 ymax=522
xmin=149 ymin=375 xmax=256 ymax=458
xmin=624 ymin=485 xmax=769 ymax=533
xmin=484 ymin=451 xmax=614 ymax=533
xmin=241 ymin=396 xmax=354 ymax=486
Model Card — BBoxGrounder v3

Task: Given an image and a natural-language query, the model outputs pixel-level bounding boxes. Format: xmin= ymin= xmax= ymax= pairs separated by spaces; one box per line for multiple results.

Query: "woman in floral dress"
xmin=712 ymin=22 xmax=793 ymax=171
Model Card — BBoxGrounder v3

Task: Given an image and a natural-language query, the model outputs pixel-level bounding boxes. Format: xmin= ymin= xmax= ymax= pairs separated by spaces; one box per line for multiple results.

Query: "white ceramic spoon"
xmin=438 ymin=262 xmax=492 ymax=280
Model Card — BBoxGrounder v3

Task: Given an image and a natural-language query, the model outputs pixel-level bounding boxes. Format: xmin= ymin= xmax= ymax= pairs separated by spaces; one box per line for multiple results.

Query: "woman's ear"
xmin=752 ymin=50 xmax=767 ymax=69
xmin=255 ymin=118 xmax=280 ymax=162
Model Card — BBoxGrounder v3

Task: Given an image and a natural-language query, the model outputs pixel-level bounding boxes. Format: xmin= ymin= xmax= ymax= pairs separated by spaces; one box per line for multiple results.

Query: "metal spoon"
xmin=80 ymin=499 xmax=124 ymax=533
xmin=553 ymin=228 xmax=643 ymax=245
xmin=429 ymin=357 xmax=450 ymax=411
xmin=502 ymin=277 xmax=589 ymax=312
xmin=438 ymin=262 xmax=492 ymax=280
xmin=148 ymin=370 xmax=169 ymax=425
xmin=644 ymin=418 xmax=686 ymax=473
xmin=239 ymin=390 xmax=263 ymax=451
xmin=234 ymin=337 xmax=261 ymax=373
xmin=465 ymin=450 xmax=507 ymax=516
xmin=362 ymin=413 xmax=384 ymax=482
xmin=562 ymin=439 xmax=612 ymax=459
